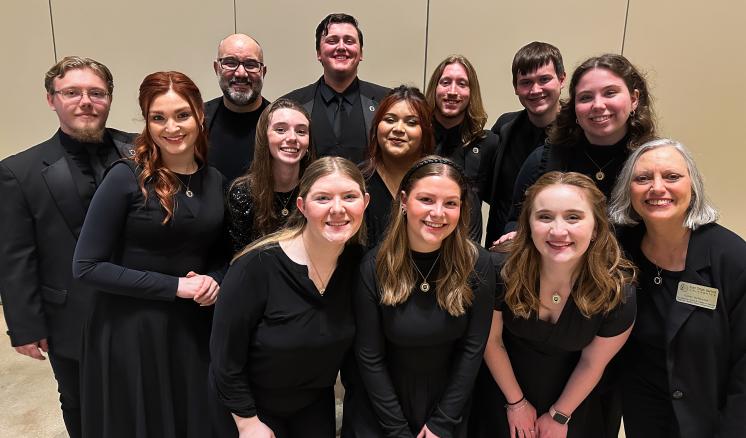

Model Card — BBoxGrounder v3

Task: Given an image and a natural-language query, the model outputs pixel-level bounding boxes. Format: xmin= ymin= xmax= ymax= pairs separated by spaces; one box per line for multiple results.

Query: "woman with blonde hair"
xmin=351 ymin=156 xmax=495 ymax=437
xmin=210 ymin=156 xmax=369 ymax=438
xmin=476 ymin=171 xmax=636 ymax=438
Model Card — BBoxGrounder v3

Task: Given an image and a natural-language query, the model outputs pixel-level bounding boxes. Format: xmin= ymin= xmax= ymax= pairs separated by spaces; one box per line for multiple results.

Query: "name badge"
xmin=676 ymin=281 xmax=718 ymax=310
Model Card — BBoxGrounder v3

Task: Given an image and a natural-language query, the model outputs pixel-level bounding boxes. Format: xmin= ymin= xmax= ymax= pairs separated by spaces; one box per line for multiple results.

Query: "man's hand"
xmin=14 ymin=338 xmax=49 ymax=360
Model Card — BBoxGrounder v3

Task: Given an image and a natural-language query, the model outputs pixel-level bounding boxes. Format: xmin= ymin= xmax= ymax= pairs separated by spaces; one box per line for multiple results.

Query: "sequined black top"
xmin=226 ymin=182 xmax=297 ymax=253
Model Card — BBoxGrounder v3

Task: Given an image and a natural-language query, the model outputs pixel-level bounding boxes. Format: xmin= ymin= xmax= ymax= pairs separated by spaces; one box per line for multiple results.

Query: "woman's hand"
xmin=506 ymin=399 xmax=537 ymax=438
xmin=489 ymin=231 xmax=517 ymax=251
xmin=416 ymin=424 xmax=440 ymax=438
xmin=235 ymin=415 xmax=275 ymax=438
xmin=535 ymin=412 xmax=567 ymax=438
xmin=177 ymin=272 xmax=219 ymax=305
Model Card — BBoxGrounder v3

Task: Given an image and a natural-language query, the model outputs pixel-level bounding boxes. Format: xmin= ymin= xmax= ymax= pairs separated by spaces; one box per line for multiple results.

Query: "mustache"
xmin=229 ymin=78 xmax=252 ymax=86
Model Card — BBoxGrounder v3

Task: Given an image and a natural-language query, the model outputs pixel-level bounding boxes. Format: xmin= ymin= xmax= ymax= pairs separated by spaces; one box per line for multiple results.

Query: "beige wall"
xmin=1 ymin=0 xmax=743 ymax=235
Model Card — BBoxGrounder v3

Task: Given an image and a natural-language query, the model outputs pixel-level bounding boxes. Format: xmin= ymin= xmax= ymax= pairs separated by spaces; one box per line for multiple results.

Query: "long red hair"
xmin=133 ymin=71 xmax=208 ymax=224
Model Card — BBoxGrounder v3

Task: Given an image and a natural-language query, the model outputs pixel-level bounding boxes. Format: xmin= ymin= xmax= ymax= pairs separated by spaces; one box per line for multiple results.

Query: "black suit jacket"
xmin=620 ymin=223 xmax=746 ymax=437
xmin=281 ymin=76 xmax=389 ymax=145
xmin=0 ymin=129 xmax=135 ymax=359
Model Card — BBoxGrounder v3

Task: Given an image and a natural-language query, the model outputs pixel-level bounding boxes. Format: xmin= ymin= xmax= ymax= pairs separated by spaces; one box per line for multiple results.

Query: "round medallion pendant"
xmin=595 ymin=171 xmax=605 ymax=181
xmin=420 ymin=282 xmax=430 ymax=292
xmin=551 ymin=293 xmax=561 ymax=304
xmin=185 ymin=189 xmax=194 ymax=198
xmin=653 ymin=276 xmax=662 ymax=285
xmin=281 ymin=208 xmax=289 ymax=217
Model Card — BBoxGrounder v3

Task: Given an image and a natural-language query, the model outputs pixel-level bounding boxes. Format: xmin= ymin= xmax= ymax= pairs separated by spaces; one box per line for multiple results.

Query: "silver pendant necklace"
xmin=411 ymin=253 xmax=440 ymax=292
xmin=653 ymin=264 xmax=663 ymax=285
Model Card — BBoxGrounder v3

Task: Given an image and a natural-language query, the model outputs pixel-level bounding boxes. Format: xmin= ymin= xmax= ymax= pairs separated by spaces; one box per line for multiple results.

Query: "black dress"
xmin=471 ymin=275 xmax=636 ymax=438
xmin=209 ymin=243 xmax=363 ymax=438
xmin=226 ymin=182 xmax=298 ymax=253
xmin=363 ymin=170 xmax=393 ymax=248
xmin=351 ymin=247 xmax=495 ymax=437
xmin=72 ymin=160 xmax=226 ymax=438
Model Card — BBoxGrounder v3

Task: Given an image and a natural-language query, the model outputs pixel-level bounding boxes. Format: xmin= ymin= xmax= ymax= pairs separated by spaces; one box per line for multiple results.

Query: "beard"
xmin=220 ymin=76 xmax=263 ymax=107
xmin=69 ymin=126 xmax=105 ymax=143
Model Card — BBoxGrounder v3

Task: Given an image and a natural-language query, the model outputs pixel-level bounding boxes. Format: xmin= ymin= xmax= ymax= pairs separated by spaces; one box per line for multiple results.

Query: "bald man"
xmin=206 ymin=33 xmax=271 ymax=181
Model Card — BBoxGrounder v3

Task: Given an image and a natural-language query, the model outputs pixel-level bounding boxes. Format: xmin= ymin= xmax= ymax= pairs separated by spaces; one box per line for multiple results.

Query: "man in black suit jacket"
xmin=206 ymin=33 xmax=270 ymax=181
xmin=282 ymin=13 xmax=389 ymax=164
xmin=484 ymin=42 xmax=566 ymax=247
xmin=0 ymin=56 xmax=135 ymax=438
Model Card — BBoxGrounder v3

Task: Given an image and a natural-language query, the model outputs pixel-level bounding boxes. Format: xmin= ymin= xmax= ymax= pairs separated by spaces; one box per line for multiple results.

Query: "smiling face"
xmin=530 ymin=184 xmax=596 ymax=270
xmin=316 ymin=23 xmax=362 ymax=80
xmin=434 ymin=62 xmax=470 ymax=126
xmin=298 ymin=172 xmax=369 ymax=244
xmin=514 ymin=62 xmax=565 ymax=120
xmin=402 ymin=175 xmax=462 ymax=252
xmin=630 ymin=146 xmax=692 ymax=226
xmin=377 ymin=100 xmax=423 ymax=162
xmin=267 ymin=108 xmax=310 ymax=168
xmin=574 ymin=68 xmax=639 ymax=145
xmin=47 ymin=67 xmax=111 ymax=142
xmin=147 ymin=89 xmax=200 ymax=165
xmin=215 ymin=35 xmax=265 ymax=108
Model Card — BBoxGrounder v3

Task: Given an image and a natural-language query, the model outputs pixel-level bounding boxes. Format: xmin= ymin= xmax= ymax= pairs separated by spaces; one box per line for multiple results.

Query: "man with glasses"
xmin=207 ymin=33 xmax=270 ymax=181
xmin=0 ymin=56 xmax=135 ymax=438
xmin=283 ymin=13 xmax=388 ymax=164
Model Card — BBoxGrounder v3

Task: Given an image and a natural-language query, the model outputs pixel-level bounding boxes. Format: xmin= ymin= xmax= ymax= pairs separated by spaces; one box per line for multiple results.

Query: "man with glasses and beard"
xmin=207 ymin=33 xmax=270 ymax=181
xmin=0 ymin=56 xmax=135 ymax=438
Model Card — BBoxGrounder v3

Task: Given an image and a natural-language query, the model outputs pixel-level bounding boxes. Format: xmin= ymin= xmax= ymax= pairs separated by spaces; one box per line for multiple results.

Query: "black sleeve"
xmin=226 ymin=183 xmax=254 ymax=254
xmin=721 ymin=267 xmax=746 ymax=435
xmin=468 ymin=189 xmax=483 ymax=244
xmin=209 ymin=251 xmax=270 ymax=418
xmin=354 ymin=255 xmax=415 ymax=438
xmin=0 ymin=162 xmax=47 ymax=346
xmin=72 ymin=162 xmax=177 ymax=300
xmin=476 ymin=131 xmax=500 ymax=203
xmin=505 ymin=146 xmax=545 ymax=232
xmin=597 ymin=283 xmax=637 ymax=337
xmin=426 ymin=249 xmax=496 ymax=437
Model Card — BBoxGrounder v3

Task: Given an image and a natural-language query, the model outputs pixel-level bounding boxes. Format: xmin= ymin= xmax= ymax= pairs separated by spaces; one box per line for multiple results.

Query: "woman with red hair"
xmin=73 ymin=71 xmax=226 ymax=437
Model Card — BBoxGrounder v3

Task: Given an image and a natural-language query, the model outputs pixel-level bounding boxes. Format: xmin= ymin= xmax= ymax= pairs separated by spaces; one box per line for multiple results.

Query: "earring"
xmin=575 ymin=118 xmax=579 ymax=125
xmin=630 ymin=110 xmax=636 ymax=117
xmin=401 ymin=205 xmax=407 ymax=216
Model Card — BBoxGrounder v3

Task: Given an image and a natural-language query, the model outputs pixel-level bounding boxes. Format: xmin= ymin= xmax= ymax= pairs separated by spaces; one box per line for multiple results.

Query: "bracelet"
xmin=505 ymin=399 xmax=528 ymax=412
xmin=505 ymin=395 xmax=525 ymax=406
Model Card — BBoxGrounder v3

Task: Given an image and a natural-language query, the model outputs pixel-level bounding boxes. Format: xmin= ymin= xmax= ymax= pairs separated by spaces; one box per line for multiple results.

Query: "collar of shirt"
xmin=319 ymin=77 xmax=360 ymax=106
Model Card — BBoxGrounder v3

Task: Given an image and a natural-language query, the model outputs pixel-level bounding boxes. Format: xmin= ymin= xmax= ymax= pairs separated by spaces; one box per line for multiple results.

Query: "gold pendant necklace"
xmin=410 ymin=253 xmax=440 ymax=292
xmin=302 ymin=235 xmax=333 ymax=295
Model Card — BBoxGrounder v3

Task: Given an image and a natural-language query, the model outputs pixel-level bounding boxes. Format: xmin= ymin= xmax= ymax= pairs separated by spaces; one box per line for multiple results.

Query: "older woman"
xmin=609 ymin=139 xmax=746 ymax=437
xmin=474 ymin=171 xmax=636 ymax=438
xmin=210 ymin=157 xmax=369 ymax=438
xmin=226 ymin=98 xmax=314 ymax=253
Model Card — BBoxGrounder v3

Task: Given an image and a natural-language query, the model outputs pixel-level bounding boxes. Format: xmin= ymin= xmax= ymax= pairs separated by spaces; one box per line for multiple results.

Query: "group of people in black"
xmin=1 ymin=11 xmax=744 ymax=438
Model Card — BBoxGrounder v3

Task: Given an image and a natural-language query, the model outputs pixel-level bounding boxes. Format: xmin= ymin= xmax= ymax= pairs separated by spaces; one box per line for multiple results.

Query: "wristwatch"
xmin=549 ymin=406 xmax=571 ymax=425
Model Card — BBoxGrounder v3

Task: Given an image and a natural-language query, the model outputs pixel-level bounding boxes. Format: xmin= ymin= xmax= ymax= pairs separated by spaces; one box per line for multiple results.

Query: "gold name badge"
xmin=676 ymin=281 xmax=719 ymax=310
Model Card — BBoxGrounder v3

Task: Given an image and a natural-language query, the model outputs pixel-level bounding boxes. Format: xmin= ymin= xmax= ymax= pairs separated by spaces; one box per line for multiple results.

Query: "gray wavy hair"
xmin=609 ymin=138 xmax=718 ymax=230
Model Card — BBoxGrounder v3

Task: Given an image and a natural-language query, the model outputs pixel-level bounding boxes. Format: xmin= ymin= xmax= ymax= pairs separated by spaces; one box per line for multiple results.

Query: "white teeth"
xmin=548 ymin=241 xmax=572 ymax=248
xmin=591 ymin=115 xmax=610 ymax=122
xmin=646 ymin=199 xmax=672 ymax=206
xmin=424 ymin=221 xmax=445 ymax=228
xmin=280 ymin=147 xmax=299 ymax=153
xmin=327 ymin=221 xmax=348 ymax=226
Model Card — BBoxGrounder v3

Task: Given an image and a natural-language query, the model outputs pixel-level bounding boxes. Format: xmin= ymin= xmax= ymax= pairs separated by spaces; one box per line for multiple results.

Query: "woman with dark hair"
xmin=72 ymin=71 xmax=226 ymax=437
xmin=361 ymin=85 xmax=435 ymax=247
xmin=226 ymin=98 xmax=315 ymax=253
xmin=475 ymin=172 xmax=636 ymax=438
xmin=210 ymin=157 xmax=369 ymax=438
xmin=609 ymin=139 xmax=745 ymax=437
xmin=494 ymin=53 xmax=656 ymax=246
xmin=351 ymin=156 xmax=495 ymax=437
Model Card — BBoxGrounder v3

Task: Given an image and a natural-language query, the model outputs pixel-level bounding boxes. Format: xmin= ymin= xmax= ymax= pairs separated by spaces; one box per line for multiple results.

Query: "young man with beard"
xmin=206 ymin=33 xmax=271 ymax=181
xmin=484 ymin=42 xmax=566 ymax=247
xmin=425 ymin=55 xmax=499 ymax=244
xmin=0 ymin=56 xmax=135 ymax=438
xmin=282 ymin=13 xmax=389 ymax=164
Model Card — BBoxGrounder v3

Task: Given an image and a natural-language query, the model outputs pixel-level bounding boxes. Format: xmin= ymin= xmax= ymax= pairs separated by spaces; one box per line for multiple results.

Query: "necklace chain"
xmin=411 ymin=253 xmax=440 ymax=292
xmin=302 ymin=235 xmax=333 ymax=295
xmin=175 ymin=165 xmax=196 ymax=198
xmin=582 ymin=149 xmax=617 ymax=181
xmin=277 ymin=186 xmax=297 ymax=217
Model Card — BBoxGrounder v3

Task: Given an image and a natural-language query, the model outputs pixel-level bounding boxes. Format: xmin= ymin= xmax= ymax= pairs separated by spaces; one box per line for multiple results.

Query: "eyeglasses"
xmin=53 ymin=88 xmax=110 ymax=103
xmin=218 ymin=57 xmax=264 ymax=73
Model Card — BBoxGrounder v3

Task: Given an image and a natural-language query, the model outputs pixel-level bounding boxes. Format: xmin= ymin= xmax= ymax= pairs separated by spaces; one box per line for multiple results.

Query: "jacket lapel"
xmin=666 ymin=228 xmax=712 ymax=344
xmin=41 ymin=156 xmax=86 ymax=238
xmin=360 ymin=93 xmax=378 ymax=136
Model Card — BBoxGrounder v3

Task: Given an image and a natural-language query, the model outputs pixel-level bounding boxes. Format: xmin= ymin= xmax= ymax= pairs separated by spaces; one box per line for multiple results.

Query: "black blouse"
xmin=210 ymin=243 xmax=363 ymax=417
xmin=226 ymin=182 xmax=298 ymax=253
xmin=354 ymin=247 xmax=495 ymax=437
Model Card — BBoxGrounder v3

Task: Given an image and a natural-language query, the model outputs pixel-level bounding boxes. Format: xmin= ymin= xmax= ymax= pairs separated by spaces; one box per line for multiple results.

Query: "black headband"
xmin=399 ymin=157 xmax=465 ymax=193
